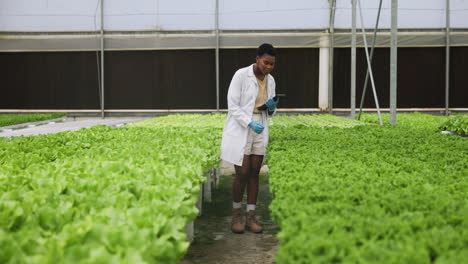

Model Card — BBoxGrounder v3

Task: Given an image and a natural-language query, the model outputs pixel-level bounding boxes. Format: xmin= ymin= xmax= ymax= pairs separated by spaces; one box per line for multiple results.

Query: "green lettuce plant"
xmin=267 ymin=113 xmax=468 ymax=264
xmin=0 ymin=115 xmax=224 ymax=264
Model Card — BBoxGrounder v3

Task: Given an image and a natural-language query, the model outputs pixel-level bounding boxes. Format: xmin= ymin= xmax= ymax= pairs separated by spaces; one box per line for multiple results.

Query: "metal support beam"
xmin=445 ymin=0 xmax=450 ymax=116
xmin=100 ymin=0 xmax=105 ymax=119
xmin=357 ymin=0 xmax=383 ymax=125
xmin=318 ymin=36 xmax=330 ymax=111
xmin=215 ymin=0 xmax=220 ymax=111
xmin=328 ymin=0 xmax=336 ymax=114
xmin=358 ymin=0 xmax=383 ymax=120
xmin=390 ymin=0 xmax=398 ymax=124
xmin=350 ymin=0 xmax=357 ymax=119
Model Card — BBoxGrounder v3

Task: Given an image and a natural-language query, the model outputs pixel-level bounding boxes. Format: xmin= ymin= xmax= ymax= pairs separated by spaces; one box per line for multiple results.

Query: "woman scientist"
xmin=220 ymin=43 xmax=279 ymax=233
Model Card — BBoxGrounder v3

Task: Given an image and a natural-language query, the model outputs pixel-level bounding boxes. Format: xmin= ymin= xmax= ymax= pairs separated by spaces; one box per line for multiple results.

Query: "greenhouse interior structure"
xmin=1 ymin=0 xmax=467 ymax=263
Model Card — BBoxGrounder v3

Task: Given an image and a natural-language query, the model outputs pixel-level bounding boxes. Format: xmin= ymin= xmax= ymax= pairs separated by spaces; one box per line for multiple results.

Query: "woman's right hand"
xmin=248 ymin=121 xmax=264 ymax=134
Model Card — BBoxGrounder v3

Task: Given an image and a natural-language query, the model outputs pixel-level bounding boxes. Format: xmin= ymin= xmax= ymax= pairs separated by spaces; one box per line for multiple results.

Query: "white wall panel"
xmin=399 ymin=0 xmax=445 ymax=28
xmin=219 ymin=0 xmax=328 ymax=29
xmin=0 ymin=15 xmax=96 ymax=31
xmin=104 ymin=0 xmax=155 ymax=30
xmin=452 ymin=0 xmax=468 ymax=28
xmin=104 ymin=0 xmax=215 ymax=30
xmin=220 ymin=10 xmax=329 ymax=30
xmin=0 ymin=0 xmax=100 ymax=31
xmin=334 ymin=0 xmax=447 ymax=29
xmin=156 ymin=0 xmax=214 ymax=30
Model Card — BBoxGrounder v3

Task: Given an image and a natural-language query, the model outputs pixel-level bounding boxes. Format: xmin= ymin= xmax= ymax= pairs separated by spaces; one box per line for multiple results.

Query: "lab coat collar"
xmin=248 ymin=63 xmax=272 ymax=82
xmin=247 ymin=64 xmax=255 ymax=78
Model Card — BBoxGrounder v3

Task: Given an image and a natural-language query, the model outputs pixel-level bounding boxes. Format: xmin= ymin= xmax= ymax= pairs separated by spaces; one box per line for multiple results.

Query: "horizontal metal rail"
xmin=1 ymin=108 xmax=467 ymax=113
xmin=2 ymin=30 xmax=468 ymax=52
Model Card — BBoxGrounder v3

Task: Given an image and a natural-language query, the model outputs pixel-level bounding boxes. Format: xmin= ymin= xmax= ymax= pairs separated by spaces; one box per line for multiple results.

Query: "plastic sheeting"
xmin=1 ymin=0 xmax=468 ymax=31
xmin=1 ymin=31 xmax=468 ymax=52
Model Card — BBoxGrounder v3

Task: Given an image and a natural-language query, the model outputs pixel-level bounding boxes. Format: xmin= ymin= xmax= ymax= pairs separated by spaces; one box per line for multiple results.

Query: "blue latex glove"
xmin=248 ymin=121 xmax=264 ymax=134
xmin=265 ymin=97 xmax=279 ymax=111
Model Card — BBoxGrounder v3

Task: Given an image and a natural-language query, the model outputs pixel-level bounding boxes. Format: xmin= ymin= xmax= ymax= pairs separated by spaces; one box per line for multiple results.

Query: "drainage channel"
xmin=181 ymin=171 xmax=279 ymax=264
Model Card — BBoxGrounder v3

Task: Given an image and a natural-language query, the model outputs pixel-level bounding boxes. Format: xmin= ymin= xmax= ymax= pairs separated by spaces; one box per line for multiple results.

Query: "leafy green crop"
xmin=273 ymin=114 xmax=363 ymax=128
xmin=438 ymin=114 xmax=468 ymax=136
xmin=267 ymin=113 xmax=468 ymax=263
xmin=0 ymin=114 xmax=223 ymax=263
xmin=0 ymin=113 xmax=66 ymax=127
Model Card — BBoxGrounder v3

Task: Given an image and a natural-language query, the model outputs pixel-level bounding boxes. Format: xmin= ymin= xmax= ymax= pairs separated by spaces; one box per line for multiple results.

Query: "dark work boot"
xmin=246 ymin=210 xmax=263 ymax=233
xmin=231 ymin=208 xmax=245 ymax=233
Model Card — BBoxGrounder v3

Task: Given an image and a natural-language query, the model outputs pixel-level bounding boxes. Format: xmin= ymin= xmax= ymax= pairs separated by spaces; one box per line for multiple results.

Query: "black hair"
xmin=257 ymin=43 xmax=276 ymax=57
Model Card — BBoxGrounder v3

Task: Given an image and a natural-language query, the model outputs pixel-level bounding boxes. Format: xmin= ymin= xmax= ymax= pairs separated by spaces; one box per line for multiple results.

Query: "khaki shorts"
xmin=244 ymin=113 xmax=266 ymax=156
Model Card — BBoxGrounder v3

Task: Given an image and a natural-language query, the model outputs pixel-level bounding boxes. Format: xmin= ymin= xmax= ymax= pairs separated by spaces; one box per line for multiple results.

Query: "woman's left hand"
xmin=265 ymin=97 xmax=279 ymax=111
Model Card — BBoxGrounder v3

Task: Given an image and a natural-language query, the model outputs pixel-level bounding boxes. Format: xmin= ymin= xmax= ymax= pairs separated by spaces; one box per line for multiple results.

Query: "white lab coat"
xmin=220 ymin=64 xmax=276 ymax=166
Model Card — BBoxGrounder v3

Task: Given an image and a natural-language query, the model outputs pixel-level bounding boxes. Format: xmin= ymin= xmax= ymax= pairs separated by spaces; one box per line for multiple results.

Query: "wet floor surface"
xmin=181 ymin=174 xmax=279 ymax=264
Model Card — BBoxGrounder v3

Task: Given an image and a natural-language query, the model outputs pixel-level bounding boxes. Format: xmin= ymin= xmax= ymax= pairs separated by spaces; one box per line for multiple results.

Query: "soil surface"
xmin=181 ymin=173 xmax=279 ymax=264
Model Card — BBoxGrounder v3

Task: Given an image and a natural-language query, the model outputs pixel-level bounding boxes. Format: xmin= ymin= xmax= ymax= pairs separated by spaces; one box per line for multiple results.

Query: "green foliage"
xmin=129 ymin=114 xmax=226 ymax=129
xmin=0 ymin=114 xmax=223 ymax=264
xmin=439 ymin=114 xmax=468 ymax=136
xmin=359 ymin=112 xmax=446 ymax=129
xmin=267 ymin=113 xmax=468 ymax=264
xmin=273 ymin=114 xmax=363 ymax=128
xmin=0 ymin=113 xmax=66 ymax=127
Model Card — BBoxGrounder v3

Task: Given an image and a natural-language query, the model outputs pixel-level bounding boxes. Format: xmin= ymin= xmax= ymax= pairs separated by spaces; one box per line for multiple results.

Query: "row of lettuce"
xmin=438 ymin=114 xmax=468 ymax=136
xmin=0 ymin=115 xmax=223 ymax=264
xmin=1 ymin=112 xmax=465 ymax=135
xmin=0 ymin=113 xmax=66 ymax=128
xmin=267 ymin=113 xmax=468 ymax=263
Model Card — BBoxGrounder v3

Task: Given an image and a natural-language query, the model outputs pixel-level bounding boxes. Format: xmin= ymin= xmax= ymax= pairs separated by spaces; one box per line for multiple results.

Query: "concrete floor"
xmin=182 ymin=174 xmax=279 ymax=264
xmin=0 ymin=117 xmax=149 ymax=137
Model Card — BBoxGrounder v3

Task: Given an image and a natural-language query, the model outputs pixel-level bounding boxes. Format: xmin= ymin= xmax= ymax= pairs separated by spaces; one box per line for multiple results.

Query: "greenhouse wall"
xmin=0 ymin=48 xmax=320 ymax=109
xmin=333 ymin=47 xmax=468 ymax=108
xmin=2 ymin=47 xmax=467 ymax=110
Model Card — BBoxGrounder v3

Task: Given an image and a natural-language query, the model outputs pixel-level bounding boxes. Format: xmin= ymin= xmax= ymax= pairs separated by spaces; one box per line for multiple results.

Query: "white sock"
xmin=246 ymin=204 xmax=256 ymax=212
xmin=233 ymin=202 xmax=242 ymax=209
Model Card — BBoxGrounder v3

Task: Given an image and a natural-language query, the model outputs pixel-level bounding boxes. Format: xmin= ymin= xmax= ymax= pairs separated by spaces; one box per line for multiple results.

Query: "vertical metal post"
xmin=357 ymin=0 xmax=382 ymax=125
xmin=390 ymin=0 xmax=398 ymax=124
xmin=100 ymin=0 xmax=105 ymax=119
xmin=350 ymin=0 xmax=357 ymax=119
xmin=445 ymin=0 xmax=450 ymax=116
xmin=215 ymin=0 xmax=220 ymax=111
xmin=358 ymin=0 xmax=383 ymax=120
xmin=319 ymin=36 xmax=330 ymax=111
xmin=328 ymin=0 xmax=336 ymax=114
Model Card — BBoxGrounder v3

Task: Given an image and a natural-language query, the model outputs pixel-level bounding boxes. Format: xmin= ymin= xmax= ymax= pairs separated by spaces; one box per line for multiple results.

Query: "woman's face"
xmin=256 ymin=54 xmax=276 ymax=75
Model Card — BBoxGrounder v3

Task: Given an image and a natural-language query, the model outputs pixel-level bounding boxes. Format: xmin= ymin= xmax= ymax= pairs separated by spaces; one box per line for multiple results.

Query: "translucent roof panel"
xmin=0 ymin=0 xmax=467 ymax=31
